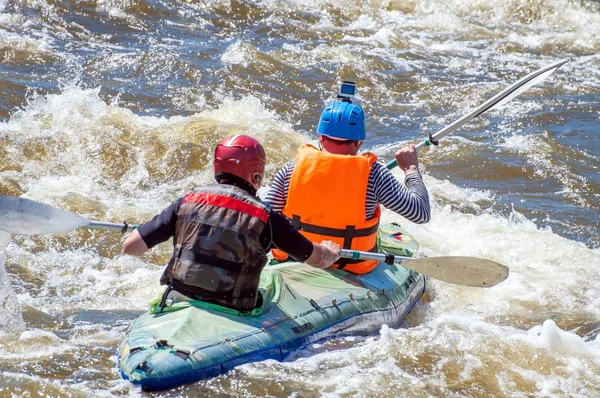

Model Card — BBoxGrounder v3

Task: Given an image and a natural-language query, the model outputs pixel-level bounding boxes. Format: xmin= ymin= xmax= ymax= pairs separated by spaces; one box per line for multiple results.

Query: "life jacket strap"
xmin=343 ymin=225 xmax=355 ymax=250
xmin=291 ymin=214 xmax=379 ymax=246
xmin=158 ymin=283 xmax=174 ymax=311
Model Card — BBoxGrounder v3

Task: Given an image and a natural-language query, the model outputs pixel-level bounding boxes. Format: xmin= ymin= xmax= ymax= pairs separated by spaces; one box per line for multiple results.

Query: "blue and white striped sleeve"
xmin=370 ymin=162 xmax=431 ymax=224
xmin=263 ymin=160 xmax=295 ymax=212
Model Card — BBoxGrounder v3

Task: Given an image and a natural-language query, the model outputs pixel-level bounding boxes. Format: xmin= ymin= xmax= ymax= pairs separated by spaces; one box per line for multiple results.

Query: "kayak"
xmin=117 ymin=223 xmax=425 ymax=391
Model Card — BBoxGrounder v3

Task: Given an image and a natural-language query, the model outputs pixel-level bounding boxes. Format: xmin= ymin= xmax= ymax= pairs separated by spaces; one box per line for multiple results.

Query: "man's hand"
xmin=306 ymin=240 xmax=341 ymax=268
xmin=395 ymin=144 xmax=420 ymax=175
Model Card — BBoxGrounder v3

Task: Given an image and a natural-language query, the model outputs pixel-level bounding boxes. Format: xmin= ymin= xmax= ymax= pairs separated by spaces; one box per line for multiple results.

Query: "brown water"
xmin=1 ymin=0 xmax=599 ymax=396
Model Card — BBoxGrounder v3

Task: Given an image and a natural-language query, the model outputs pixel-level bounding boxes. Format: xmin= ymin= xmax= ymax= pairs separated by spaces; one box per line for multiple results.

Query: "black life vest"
xmin=160 ymin=184 xmax=269 ymax=311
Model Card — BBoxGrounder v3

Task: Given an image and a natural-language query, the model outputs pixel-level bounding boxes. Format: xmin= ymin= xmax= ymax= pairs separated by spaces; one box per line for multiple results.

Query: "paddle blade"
xmin=404 ymin=256 xmax=509 ymax=287
xmin=474 ymin=58 xmax=569 ymax=116
xmin=0 ymin=195 xmax=91 ymax=235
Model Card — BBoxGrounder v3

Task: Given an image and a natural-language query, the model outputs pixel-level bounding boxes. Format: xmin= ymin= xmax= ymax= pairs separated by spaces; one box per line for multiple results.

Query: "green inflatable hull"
xmin=117 ymin=223 xmax=425 ymax=391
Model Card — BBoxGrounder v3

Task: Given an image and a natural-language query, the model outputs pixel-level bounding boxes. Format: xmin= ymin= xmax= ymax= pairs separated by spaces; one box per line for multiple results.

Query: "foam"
xmin=0 ymin=231 xmax=26 ymax=336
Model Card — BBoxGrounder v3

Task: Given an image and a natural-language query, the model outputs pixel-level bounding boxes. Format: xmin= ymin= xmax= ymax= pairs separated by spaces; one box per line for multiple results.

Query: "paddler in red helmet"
xmin=122 ymin=134 xmax=341 ymax=312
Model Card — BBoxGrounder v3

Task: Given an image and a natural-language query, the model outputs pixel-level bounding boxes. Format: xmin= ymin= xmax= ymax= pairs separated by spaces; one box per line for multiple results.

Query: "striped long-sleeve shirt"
xmin=264 ymin=159 xmax=431 ymax=224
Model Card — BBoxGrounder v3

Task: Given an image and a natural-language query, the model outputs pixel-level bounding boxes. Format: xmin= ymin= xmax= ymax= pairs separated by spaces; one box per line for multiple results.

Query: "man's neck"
xmin=320 ymin=137 xmax=360 ymax=155
xmin=218 ymin=174 xmax=257 ymax=196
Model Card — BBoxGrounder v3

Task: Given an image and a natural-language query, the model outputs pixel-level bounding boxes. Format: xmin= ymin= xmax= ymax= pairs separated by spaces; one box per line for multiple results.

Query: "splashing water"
xmin=0 ymin=231 xmax=25 ymax=337
xmin=1 ymin=0 xmax=600 ymax=395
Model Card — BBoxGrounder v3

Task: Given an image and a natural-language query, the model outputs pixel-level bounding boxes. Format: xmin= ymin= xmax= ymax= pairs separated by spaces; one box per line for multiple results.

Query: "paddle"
xmin=0 ymin=195 xmax=136 ymax=235
xmin=340 ymin=249 xmax=508 ymax=287
xmin=385 ymin=58 xmax=569 ymax=170
xmin=0 ymin=195 xmax=508 ymax=287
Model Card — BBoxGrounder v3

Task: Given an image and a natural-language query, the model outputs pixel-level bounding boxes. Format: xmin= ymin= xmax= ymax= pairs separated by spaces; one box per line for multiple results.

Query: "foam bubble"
xmin=527 ymin=319 xmax=600 ymax=359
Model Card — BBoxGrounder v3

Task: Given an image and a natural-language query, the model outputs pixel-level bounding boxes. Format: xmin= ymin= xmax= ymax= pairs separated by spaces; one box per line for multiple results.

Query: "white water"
xmin=1 ymin=88 xmax=599 ymax=396
xmin=0 ymin=231 xmax=25 ymax=336
xmin=1 ymin=0 xmax=600 ymax=394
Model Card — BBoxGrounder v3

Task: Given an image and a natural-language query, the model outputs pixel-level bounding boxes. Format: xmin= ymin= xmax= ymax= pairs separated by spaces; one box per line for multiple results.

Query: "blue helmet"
xmin=317 ymin=101 xmax=366 ymax=141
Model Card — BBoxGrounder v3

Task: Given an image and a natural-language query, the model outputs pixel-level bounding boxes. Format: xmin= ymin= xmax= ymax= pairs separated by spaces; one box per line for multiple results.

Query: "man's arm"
xmin=263 ymin=161 xmax=295 ymax=211
xmin=122 ymin=229 xmax=149 ymax=255
xmin=121 ymin=197 xmax=184 ymax=256
xmin=372 ymin=149 xmax=431 ymax=224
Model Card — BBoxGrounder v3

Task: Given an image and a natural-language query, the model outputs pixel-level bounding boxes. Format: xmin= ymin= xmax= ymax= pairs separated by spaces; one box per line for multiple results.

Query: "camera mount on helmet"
xmin=336 ymin=80 xmax=357 ymax=104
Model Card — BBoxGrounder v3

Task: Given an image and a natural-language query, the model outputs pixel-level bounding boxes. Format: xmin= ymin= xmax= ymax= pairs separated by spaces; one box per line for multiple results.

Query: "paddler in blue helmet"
xmin=122 ymin=134 xmax=341 ymax=312
xmin=264 ymin=81 xmax=431 ymax=274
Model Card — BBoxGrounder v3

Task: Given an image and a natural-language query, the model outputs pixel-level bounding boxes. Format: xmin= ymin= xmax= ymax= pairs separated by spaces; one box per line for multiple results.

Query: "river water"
xmin=1 ymin=0 xmax=599 ymax=396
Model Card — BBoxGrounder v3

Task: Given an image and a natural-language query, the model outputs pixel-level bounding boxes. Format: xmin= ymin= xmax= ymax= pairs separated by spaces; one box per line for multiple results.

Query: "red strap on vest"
xmin=184 ymin=192 xmax=268 ymax=223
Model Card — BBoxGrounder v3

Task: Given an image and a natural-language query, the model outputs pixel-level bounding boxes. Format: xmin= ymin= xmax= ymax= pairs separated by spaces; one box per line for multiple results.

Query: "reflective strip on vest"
xmin=281 ymin=144 xmax=380 ymax=274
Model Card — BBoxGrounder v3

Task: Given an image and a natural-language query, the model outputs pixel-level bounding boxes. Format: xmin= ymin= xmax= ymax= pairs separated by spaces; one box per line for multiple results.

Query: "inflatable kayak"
xmin=117 ymin=223 xmax=425 ymax=391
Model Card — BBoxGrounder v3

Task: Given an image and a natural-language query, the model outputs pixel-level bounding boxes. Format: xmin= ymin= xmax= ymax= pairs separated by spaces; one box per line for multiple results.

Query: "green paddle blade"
xmin=0 ymin=195 xmax=91 ymax=235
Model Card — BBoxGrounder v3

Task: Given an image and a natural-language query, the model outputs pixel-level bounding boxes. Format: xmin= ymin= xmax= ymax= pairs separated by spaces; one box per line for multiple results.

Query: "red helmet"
xmin=214 ymin=134 xmax=266 ymax=190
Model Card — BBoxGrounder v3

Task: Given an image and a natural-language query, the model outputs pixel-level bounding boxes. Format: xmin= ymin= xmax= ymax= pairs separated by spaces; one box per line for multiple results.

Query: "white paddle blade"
xmin=412 ymin=58 xmax=569 ymax=153
xmin=406 ymin=256 xmax=509 ymax=287
xmin=0 ymin=195 xmax=91 ymax=235
xmin=489 ymin=60 xmax=567 ymax=111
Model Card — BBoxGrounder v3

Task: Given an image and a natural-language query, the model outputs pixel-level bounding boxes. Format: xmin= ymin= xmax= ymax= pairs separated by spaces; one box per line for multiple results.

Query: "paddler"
xmin=122 ymin=134 xmax=341 ymax=312
xmin=264 ymin=81 xmax=431 ymax=274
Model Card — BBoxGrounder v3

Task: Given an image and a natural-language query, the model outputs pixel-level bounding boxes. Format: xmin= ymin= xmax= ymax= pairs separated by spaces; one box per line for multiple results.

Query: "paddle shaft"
xmin=340 ymin=249 xmax=411 ymax=264
xmin=0 ymin=195 xmax=509 ymax=288
xmin=89 ymin=221 xmax=137 ymax=233
xmin=385 ymin=58 xmax=569 ymax=170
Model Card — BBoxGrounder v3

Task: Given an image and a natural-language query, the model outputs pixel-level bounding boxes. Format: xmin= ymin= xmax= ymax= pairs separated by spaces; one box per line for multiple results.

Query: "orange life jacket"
xmin=273 ymin=144 xmax=380 ymax=274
